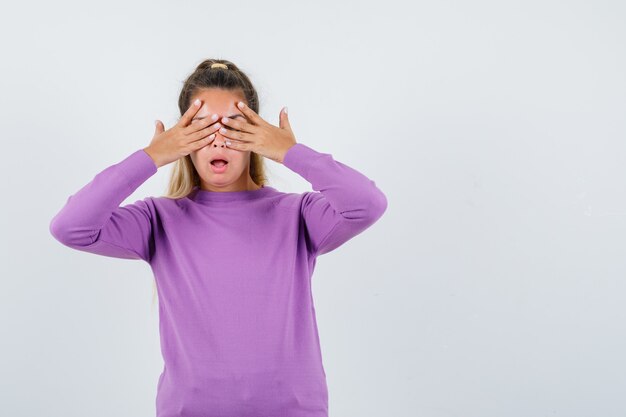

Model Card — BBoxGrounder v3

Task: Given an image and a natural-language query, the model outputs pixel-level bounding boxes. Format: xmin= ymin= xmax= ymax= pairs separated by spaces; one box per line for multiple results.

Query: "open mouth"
xmin=210 ymin=159 xmax=228 ymax=167
xmin=210 ymin=158 xmax=229 ymax=173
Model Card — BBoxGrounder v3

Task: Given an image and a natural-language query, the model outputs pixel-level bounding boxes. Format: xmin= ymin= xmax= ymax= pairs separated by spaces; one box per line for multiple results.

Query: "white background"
xmin=1 ymin=1 xmax=625 ymax=416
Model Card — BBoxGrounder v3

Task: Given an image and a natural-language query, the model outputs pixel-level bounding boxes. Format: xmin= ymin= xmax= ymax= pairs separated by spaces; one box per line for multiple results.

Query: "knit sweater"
xmin=49 ymin=143 xmax=387 ymax=417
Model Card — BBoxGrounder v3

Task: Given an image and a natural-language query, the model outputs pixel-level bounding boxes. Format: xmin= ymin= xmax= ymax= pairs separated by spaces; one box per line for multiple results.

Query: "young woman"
xmin=49 ymin=59 xmax=388 ymax=417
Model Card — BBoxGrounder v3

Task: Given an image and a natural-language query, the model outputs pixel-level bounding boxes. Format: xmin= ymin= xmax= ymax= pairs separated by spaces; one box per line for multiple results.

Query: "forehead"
xmin=191 ymin=88 xmax=246 ymax=119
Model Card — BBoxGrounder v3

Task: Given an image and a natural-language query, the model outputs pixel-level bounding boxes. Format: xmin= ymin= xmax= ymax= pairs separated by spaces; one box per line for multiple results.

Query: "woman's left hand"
xmin=218 ymin=101 xmax=296 ymax=164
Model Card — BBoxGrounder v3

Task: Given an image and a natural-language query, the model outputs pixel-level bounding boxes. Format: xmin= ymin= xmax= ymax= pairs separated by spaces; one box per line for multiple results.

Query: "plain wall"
xmin=1 ymin=0 xmax=625 ymax=416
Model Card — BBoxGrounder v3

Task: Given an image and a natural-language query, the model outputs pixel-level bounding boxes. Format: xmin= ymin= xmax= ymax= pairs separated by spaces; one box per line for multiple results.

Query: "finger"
xmin=190 ymin=132 xmax=217 ymax=151
xmin=224 ymin=139 xmax=249 ymax=151
xmin=236 ymin=101 xmax=264 ymax=126
xmin=218 ymin=125 xmax=251 ymax=143
xmin=220 ymin=115 xmax=256 ymax=134
xmin=190 ymin=121 xmax=222 ymax=143
xmin=178 ymin=98 xmax=203 ymax=127
xmin=154 ymin=119 xmax=165 ymax=135
xmin=187 ymin=113 xmax=220 ymax=135
xmin=278 ymin=107 xmax=291 ymax=131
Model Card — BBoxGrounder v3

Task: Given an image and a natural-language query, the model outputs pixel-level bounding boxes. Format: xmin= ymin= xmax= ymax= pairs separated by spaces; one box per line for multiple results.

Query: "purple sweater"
xmin=49 ymin=143 xmax=387 ymax=417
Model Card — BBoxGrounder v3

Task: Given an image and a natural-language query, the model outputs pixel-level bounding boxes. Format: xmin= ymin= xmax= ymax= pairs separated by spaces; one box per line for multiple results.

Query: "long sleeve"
xmin=49 ymin=148 xmax=158 ymax=262
xmin=282 ymin=142 xmax=388 ymax=256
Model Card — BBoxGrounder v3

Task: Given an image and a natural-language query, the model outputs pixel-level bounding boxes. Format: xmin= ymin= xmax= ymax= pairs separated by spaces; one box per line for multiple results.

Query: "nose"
xmin=212 ymin=131 xmax=227 ymax=147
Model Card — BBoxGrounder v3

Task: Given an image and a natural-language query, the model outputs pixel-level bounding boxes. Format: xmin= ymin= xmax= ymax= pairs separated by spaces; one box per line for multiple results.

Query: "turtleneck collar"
xmin=187 ymin=185 xmax=278 ymax=203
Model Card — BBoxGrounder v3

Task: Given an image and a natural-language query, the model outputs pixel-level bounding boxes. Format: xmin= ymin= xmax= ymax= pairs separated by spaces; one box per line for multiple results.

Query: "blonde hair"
xmin=151 ymin=58 xmax=269 ymax=308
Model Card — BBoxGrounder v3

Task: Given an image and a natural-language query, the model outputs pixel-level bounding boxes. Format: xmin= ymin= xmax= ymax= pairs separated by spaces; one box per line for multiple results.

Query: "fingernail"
xmin=194 ymin=98 xmax=201 ymax=106
xmin=212 ymin=114 xmax=219 ymax=120
xmin=284 ymin=106 xmax=288 ymax=114
xmin=237 ymin=101 xmax=245 ymax=109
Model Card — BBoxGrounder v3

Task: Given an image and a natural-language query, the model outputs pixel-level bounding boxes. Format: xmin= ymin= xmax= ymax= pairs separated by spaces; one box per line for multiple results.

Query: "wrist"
xmin=280 ymin=143 xmax=297 ymax=164
xmin=143 ymin=147 xmax=162 ymax=168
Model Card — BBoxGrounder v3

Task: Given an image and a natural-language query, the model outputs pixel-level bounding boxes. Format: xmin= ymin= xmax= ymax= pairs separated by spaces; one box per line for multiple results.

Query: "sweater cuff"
xmin=117 ymin=149 xmax=159 ymax=192
xmin=282 ymin=143 xmax=323 ymax=178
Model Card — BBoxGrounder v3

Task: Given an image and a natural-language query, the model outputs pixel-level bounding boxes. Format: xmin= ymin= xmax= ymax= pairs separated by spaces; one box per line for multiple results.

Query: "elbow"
xmin=341 ymin=186 xmax=388 ymax=225
xmin=49 ymin=215 xmax=95 ymax=247
xmin=367 ymin=187 xmax=388 ymax=222
xmin=49 ymin=215 xmax=67 ymax=243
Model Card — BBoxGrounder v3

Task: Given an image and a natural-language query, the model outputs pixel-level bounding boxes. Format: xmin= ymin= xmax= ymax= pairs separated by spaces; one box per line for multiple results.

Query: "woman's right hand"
xmin=143 ymin=98 xmax=221 ymax=168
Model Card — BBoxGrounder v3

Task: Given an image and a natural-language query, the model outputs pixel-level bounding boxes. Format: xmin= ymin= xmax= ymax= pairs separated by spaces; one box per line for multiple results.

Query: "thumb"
xmin=279 ymin=106 xmax=291 ymax=130
xmin=154 ymin=119 xmax=164 ymax=135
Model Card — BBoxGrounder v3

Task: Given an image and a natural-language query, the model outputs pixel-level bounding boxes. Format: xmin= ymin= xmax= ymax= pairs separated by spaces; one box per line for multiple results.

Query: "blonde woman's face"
xmin=188 ymin=88 xmax=255 ymax=191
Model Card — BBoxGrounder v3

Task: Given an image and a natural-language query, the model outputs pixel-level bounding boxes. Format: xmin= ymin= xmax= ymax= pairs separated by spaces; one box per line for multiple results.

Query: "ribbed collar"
xmin=187 ymin=185 xmax=278 ymax=203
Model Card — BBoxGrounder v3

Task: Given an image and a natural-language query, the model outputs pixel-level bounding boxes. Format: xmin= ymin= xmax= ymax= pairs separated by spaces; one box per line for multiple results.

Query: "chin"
xmin=206 ymin=169 xmax=242 ymax=184
xmin=205 ymin=175 xmax=233 ymax=184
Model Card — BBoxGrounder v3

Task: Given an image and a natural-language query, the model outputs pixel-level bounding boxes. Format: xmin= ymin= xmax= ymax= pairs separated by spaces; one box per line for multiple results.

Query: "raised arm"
xmin=49 ymin=149 xmax=158 ymax=262
xmin=282 ymin=143 xmax=388 ymax=256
